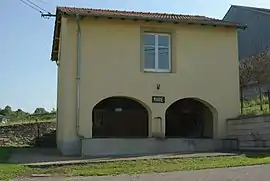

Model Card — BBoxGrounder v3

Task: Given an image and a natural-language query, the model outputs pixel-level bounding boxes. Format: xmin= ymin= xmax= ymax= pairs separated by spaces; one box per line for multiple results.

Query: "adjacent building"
xmin=224 ymin=5 xmax=270 ymax=60
xmin=224 ymin=5 xmax=270 ymax=98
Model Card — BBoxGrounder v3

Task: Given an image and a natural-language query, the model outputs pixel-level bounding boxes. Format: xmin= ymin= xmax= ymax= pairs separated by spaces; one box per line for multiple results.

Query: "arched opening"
xmin=92 ymin=97 xmax=149 ymax=138
xmin=165 ymin=98 xmax=215 ymax=138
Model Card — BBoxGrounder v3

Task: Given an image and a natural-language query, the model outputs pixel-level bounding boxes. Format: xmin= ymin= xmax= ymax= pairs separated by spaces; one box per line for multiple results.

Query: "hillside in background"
xmin=0 ymin=105 xmax=56 ymax=123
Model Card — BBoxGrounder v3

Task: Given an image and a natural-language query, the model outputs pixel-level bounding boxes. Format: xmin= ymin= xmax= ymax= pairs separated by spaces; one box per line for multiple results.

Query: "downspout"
xmin=76 ymin=14 xmax=84 ymax=142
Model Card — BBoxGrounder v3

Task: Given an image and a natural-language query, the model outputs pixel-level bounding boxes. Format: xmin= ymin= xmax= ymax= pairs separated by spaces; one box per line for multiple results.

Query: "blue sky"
xmin=1 ymin=0 xmax=270 ymax=113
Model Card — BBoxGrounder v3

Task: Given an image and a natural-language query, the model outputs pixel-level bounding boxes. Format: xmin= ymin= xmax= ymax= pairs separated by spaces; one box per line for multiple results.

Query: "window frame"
xmin=143 ymin=32 xmax=171 ymax=73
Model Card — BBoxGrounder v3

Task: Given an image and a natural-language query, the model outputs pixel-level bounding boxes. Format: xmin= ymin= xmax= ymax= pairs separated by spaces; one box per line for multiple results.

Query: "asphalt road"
xmin=14 ymin=164 xmax=270 ymax=181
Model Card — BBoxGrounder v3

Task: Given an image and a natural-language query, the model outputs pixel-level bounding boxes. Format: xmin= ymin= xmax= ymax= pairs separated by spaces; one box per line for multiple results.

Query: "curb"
xmin=24 ymin=153 xmax=237 ymax=168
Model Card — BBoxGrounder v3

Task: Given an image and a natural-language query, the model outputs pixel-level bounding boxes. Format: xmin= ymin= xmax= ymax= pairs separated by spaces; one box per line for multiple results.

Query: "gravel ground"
xmin=14 ymin=164 xmax=270 ymax=181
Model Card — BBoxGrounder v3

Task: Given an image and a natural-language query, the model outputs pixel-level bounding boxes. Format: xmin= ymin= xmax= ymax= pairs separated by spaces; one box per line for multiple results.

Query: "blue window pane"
xmin=144 ymin=46 xmax=155 ymax=69
xmin=158 ymin=47 xmax=169 ymax=70
xmin=144 ymin=34 xmax=155 ymax=46
xmin=158 ymin=35 xmax=170 ymax=46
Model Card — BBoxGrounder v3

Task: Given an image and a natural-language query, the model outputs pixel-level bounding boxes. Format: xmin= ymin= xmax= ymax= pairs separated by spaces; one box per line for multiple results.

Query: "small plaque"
xmin=152 ymin=96 xmax=165 ymax=103
xmin=114 ymin=108 xmax=123 ymax=112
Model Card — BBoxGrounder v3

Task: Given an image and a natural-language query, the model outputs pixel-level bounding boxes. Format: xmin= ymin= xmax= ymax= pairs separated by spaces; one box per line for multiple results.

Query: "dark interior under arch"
xmin=165 ymin=98 xmax=213 ymax=138
xmin=92 ymin=97 xmax=149 ymax=138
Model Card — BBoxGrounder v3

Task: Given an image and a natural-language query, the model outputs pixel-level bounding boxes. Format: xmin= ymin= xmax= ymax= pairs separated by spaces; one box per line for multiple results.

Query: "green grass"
xmin=1 ymin=151 xmax=270 ymax=180
xmin=243 ymin=96 xmax=270 ymax=115
xmin=0 ymin=119 xmax=55 ymax=127
xmin=0 ymin=147 xmax=33 ymax=180
xmin=48 ymin=155 xmax=270 ymax=176
xmin=0 ymin=147 xmax=11 ymax=162
xmin=0 ymin=164 xmax=34 ymax=181
xmin=243 ymin=104 xmax=270 ymax=115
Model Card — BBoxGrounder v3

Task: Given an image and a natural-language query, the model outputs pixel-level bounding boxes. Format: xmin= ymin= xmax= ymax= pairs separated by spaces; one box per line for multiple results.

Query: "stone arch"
xmin=165 ymin=97 xmax=217 ymax=138
xmin=92 ymin=96 xmax=150 ymax=138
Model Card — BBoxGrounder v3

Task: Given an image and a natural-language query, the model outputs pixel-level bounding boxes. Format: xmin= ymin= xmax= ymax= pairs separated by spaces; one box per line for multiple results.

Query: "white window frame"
xmin=143 ymin=33 xmax=171 ymax=73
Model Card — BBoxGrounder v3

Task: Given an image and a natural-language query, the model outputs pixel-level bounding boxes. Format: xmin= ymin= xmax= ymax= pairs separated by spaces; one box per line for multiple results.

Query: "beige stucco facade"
xmin=56 ymin=16 xmax=240 ymax=155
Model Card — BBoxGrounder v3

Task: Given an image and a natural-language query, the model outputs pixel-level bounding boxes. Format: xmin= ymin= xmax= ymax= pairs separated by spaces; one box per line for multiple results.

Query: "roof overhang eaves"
xmin=62 ymin=11 xmax=246 ymax=29
xmin=51 ymin=9 xmax=62 ymax=61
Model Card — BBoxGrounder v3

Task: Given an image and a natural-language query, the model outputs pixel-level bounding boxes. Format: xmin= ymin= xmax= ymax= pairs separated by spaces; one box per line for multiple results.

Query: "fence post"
xmin=240 ymin=86 xmax=244 ymax=114
xmin=259 ymin=87 xmax=263 ymax=111
xmin=36 ymin=119 xmax=40 ymax=147
xmin=267 ymin=89 xmax=270 ymax=112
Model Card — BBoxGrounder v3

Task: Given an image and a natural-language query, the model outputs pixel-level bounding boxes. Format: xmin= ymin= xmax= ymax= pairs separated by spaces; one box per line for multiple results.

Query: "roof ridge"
xmin=232 ymin=4 xmax=270 ymax=16
xmin=232 ymin=4 xmax=270 ymax=11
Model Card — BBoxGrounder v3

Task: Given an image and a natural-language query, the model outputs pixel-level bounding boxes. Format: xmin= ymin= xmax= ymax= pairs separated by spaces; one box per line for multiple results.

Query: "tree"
xmin=1 ymin=105 xmax=13 ymax=116
xmin=50 ymin=108 xmax=56 ymax=113
xmin=239 ymin=58 xmax=253 ymax=87
xmin=251 ymin=51 xmax=270 ymax=84
xmin=15 ymin=109 xmax=27 ymax=116
xmin=34 ymin=108 xmax=48 ymax=115
xmin=239 ymin=50 xmax=270 ymax=113
xmin=239 ymin=50 xmax=270 ymax=87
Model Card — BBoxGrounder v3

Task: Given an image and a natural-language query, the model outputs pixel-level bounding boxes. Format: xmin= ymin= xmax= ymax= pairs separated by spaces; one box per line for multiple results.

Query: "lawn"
xmin=1 ymin=148 xmax=270 ymax=181
xmin=242 ymin=96 xmax=270 ymax=115
xmin=0 ymin=119 xmax=55 ymax=127
xmin=0 ymin=147 xmax=11 ymax=162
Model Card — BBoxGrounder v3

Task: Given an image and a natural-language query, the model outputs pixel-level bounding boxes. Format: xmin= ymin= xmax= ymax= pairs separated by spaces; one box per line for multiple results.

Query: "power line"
xmin=24 ymin=0 xmax=50 ymax=14
xmin=18 ymin=0 xmax=56 ymax=18
xmin=34 ymin=0 xmax=55 ymax=7
xmin=18 ymin=0 xmax=43 ymax=14
xmin=34 ymin=0 xmax=47 ymax=4
xmin=33 ymin=0 xmax=55 ymax=10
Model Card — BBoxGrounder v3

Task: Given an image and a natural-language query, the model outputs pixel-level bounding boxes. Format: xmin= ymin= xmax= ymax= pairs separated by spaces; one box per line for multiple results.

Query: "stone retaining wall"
xmin=227 ymin=114 xmax=270 ymax=150
xmin=0 ymin=121 xmax=56 ymax=147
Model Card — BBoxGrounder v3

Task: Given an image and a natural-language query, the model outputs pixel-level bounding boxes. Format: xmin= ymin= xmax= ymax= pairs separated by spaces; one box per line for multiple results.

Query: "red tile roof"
xmin=58 ymin=7 xmax=216 ymax=21
xmin=57 ymin=7 xmax=245 ymax=28
xmin=51 ymin=7 xmax=246 ymax=61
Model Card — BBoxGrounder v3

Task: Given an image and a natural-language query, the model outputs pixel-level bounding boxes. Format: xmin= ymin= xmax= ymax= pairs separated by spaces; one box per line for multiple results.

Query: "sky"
xmin=1 ymin=0 xmax=270 ymax=113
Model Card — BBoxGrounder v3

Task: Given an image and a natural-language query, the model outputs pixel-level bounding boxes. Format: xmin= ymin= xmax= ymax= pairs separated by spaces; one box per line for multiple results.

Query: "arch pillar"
xmin=151 ymin=104 xmax=166 ymax=138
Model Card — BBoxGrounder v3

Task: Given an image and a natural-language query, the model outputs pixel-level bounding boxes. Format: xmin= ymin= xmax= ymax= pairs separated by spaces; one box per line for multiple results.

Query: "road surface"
xmin=15 ymin=164 xmax=270 ymax=181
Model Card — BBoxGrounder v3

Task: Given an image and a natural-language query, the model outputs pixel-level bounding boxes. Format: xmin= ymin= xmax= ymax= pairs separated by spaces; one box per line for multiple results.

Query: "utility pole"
xmin=41 ymin=13 xmax=56 ymax=19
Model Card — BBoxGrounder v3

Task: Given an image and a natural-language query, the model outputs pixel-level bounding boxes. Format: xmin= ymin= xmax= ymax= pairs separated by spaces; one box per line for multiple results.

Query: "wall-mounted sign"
xmin=152 ymin=96 xmax=165 ymax=103
xmin=114 ymin=108 xmax=123 ymax=112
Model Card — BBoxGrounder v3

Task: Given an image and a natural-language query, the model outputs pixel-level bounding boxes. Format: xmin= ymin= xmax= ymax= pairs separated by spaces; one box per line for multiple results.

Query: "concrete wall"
xmin=227 ymin=115 xmax=270 ymax=150
xmin=82 ymin=138 xmax=214 ymax=156
xmin=57 ymin=16 xmax=240 ymax=155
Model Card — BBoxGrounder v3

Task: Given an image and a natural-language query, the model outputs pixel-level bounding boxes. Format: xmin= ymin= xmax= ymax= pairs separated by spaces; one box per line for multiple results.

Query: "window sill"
xmin=144 ymin=69 xmax=172 ymax=73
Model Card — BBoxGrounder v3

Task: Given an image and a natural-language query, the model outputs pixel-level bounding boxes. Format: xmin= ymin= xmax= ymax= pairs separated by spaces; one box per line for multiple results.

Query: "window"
xmin=143 ymin=33 xmax=171 ymax=72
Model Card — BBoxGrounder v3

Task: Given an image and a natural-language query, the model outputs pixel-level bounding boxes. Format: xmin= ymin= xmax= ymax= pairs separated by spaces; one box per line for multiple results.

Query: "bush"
xmin=243 ymin=96 xmax=270 ymax=115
